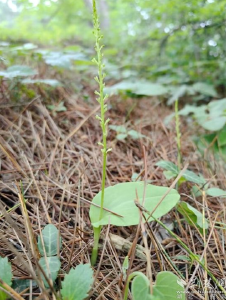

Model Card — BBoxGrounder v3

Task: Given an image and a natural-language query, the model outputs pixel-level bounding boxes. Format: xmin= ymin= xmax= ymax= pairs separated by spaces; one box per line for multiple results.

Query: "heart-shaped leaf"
xmin=38 ymin=224 xmax=62 ymax=256
xmin=152 ymin=271 xmax=185 ymax=300
xmin=61 ymin=264 xmax=93 ymax=300
xmin=90 ymin=182 xmax=180 ymax=228
xmin=131 ymin=273 xmax=152 ymax=300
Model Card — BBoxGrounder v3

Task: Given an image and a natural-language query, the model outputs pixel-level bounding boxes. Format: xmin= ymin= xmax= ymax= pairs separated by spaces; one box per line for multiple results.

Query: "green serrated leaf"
xmin=177 ymin=201 xmax=209 ymax=234
xmin=38 ymin=224 xmax=62 ymax=256
xmin=39 ymin=257 xmax=61 ymax=287
xmin=61 ymin=264 xmax=94 ymax=300
xmin=90 ymin=182 xmax=180 ymax=228
xmin=0 ymin=257 xmax=12 ymax=300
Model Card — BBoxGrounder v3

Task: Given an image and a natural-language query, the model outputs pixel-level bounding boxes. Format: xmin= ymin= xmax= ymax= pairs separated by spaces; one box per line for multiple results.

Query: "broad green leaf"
xmin=39 ymin=257 xmax=61 ymax=287
xmin=206 ymin=188 xmax=226 ymax=198
xmin=131 ymin=273 xmax=152 ymax=300
xmin=90 ymin=182 xmax=180 ymax=228
xmin=0 ymin=65 xmax=37 ymax=78
xmin=192 ymin=82 xmax=217 ymax=97
xmin=197 ymin=116 xmax=226 ymax=131
xmin=177 ymin=201 xmax=209 ymax=233
xmin=0 ymin=257 xmax=12 ymax=300
xmin=152 ymin=271 xmax=185 ymax=300
xmin=38 ymin=224 xmax=62 ymax=256
xmin=61 ymin=264 xmax=93 ymax=300
xmin=105 ymin=80 xmax=168 ymax=96
xmin=42 ymin=51 xmax=87 ymax=69
xmin=134 ymin=81 xmax=168 ymax=96
xmin=21 ymin=78 xmax=62 ymax=87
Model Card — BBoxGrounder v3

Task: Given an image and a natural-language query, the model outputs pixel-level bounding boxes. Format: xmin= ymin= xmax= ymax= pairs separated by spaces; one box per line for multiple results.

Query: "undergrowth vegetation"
xmin=0 ymin=0 xmax=226 ymax=300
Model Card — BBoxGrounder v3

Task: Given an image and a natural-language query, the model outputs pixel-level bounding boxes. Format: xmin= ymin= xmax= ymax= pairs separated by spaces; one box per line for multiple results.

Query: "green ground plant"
xmin=0 ymin=224 xmax=94 ymax=300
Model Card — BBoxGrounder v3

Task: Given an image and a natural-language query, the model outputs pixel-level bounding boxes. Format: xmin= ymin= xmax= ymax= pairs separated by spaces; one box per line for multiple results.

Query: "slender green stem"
xmin=91 ymin=226 xmax=102 ymax=266
xmin=91 ymin=0 xmax=110 ymax=266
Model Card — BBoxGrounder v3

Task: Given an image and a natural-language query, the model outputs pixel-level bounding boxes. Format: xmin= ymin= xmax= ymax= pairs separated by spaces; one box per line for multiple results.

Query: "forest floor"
xmin=0 ymin=82 xmax=226 ymax=299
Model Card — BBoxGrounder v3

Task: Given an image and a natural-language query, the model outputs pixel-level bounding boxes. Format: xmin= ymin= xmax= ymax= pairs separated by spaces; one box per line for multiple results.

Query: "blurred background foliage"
xmin=0 ymin=0 xmax=225 ymax=87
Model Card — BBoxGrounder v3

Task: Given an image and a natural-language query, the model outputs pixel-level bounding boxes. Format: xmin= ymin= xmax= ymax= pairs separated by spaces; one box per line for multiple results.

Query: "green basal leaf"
xmin=0 ymin=257 xmax=12 ymax=300
xmin=152 ymin=271 xmax=185 ymax=300
xmin=131 ymin=273 xmax=152 ymax=300
xmin=38 ymin=224 xmax=62 ymax=257
xmin=61 ymin=264 xmax=94 ymax=300
xmin=39 ymin=257 xmax=61 ymax=287
xmin=90 ymin=182 xmax=180 ymax=228
xmin=177 ymin=201 xmax=209 ymax=234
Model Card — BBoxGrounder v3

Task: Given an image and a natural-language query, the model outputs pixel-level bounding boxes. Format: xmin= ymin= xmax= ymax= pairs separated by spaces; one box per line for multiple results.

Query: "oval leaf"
xmin=38 ymin=224 xmax=62 ymax=256
xmin=90 ymin=182 xmax=180 ymax=227
xmin=39 ymin=257 xmax=61 ymax=287
xmin=61 ymin=264 xmax=93 ymax=300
